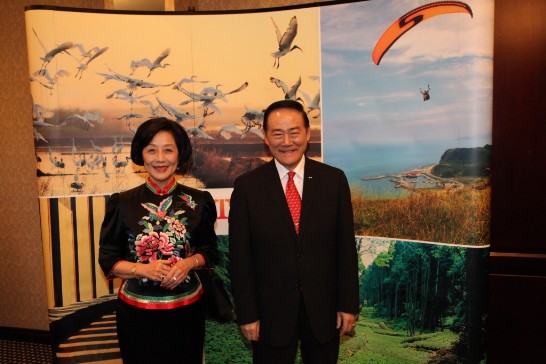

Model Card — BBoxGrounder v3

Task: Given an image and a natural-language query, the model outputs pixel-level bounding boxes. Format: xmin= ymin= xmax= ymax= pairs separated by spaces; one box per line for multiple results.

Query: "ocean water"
xmin=324 ymin=142 xmax=452 ymax=198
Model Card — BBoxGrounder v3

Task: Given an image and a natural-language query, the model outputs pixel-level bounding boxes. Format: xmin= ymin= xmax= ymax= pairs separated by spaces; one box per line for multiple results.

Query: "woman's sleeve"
xmin=192 ymin=191 xmax=218 ymax=268
xmin=98 ymin=193 xmax=126 ymax=278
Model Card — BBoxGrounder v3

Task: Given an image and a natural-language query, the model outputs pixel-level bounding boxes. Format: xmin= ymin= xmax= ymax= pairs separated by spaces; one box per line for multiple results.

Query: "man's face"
xmin=264 ymin=108 xmax=310 ymax=170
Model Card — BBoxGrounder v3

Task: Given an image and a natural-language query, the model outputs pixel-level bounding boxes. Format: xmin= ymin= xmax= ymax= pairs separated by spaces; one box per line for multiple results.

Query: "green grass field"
xmin=339 ymin=307 xmax=459 ymax=363
xmin=204 ymin=306 xmax=460 ymax=363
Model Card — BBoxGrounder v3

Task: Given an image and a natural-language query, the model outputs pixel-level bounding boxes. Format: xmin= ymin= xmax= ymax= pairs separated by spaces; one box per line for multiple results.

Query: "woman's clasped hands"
xmin=141 ymin=259 xmax=192 ymax=290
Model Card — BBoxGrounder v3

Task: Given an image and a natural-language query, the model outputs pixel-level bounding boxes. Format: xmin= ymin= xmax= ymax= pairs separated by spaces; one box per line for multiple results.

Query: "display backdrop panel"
xmin=26 ymin=0 xmax=492 ymax=362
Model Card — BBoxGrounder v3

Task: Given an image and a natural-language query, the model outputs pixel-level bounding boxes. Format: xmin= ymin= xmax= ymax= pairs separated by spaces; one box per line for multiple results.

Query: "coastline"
xmin=361 ymin=164 xmax=465 ymax=192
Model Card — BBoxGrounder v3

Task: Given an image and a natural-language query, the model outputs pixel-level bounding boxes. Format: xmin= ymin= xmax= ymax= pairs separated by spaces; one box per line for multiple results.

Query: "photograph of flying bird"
xmin=97 ymin=67 xmax=174 ymax=95
xmin=298 ymin=89 xmax=321 ymax=118
xmin=32 ymin=28 xmax=75 ymax=74
xmin=82 ymin=111 xmax=104 ymax=124
xmin=33 ymin=119 xmax=58 ymax=128
xmin=178 ymin=82 xmax=248 ymax=115
xmin=172 ymin=75 xmax=208 ymax=91
xmin=156 ymin=97 xmax=197 ymax=123
xmin=28 ymin=9 xmax=323 ymax=197
xmin=60 ymin=112 xmax=103 ymax=131
xmin=30 ymin=69 xmax=70 ymax=90
xmin=186 ymin=124 xmax=214 ymax=140
xmin=241 ymin=107 xmax=264 ymax=131
xmin=117 ymin=113 xmax=144 ymax=124
xmin=130 ymin=48 xmax=171 ymax=77
xmin=182 ymin=85 xmax=223 ymax=115
xmin=242 ymin=127 xmax=264 ymax=140
xmin=180 ymin=82 xmax=248 ymax=102
xmin=29 ymin=75 xmax=54 ymax=90
xmin=217 ymin=124 xmax=243 ymax=140
xmin=271 ymin=16 xmax=302 ymax=69
xmin=61 ymin=114 xmax=96 ymax=130
xmin=106 ymin=89 xmax=159 ymax=109
xmin=71 ymin=45 xmax=109 ymax=79
xmin=96 ymin=71 xmax=120 ymax=84
xmin=127 ymin=77 xmax=173 ymax=95
xmin=32 ymin=103 xmax=54 ymax=124
xmin=270 ymin=76 xmax=302 ymax=101
xmin=32 ymin=102 xmax=58 ymax=142
xmin=138 ymin=99 xmax=161 ymax=117
xmin=127 ymin=122 xmax=138 ymax=135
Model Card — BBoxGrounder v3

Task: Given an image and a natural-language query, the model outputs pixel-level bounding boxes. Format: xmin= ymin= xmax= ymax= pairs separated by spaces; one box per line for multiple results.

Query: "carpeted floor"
xmin=1 ymin=312 xmax=122 ymax=364
xmin=0 ymin=339 xmax=52 ymax=364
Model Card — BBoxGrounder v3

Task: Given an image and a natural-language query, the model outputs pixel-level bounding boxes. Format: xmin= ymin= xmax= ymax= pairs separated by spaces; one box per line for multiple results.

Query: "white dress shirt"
xmin=274 ymin=157 xmax=305 ymax=198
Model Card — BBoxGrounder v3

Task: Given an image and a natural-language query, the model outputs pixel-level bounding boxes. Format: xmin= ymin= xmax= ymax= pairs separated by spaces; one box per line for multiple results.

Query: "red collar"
xmin=146 ymin=177 xmax=177 ymax=195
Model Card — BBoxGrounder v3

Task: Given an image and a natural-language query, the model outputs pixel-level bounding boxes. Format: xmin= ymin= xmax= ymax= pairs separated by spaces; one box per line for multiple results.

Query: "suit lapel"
xmin=299 ymin=157 xmax=320 ymax=240
xmin=260 ymin=160 xmax=298 ymax=237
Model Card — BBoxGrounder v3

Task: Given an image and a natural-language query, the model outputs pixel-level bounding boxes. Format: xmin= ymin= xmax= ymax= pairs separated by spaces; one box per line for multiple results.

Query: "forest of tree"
xmin=204 ymin=237 xmax=488 ymax=363
xmin=359 ymin=240 xmax=488 ymax=362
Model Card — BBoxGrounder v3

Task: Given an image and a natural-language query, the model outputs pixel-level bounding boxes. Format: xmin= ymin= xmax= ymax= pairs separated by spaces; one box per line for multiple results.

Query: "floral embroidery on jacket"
xmin=129 ymin=193 xmax=197 ymax=270
xmin=180 ymin=193 xmax=196 ymax=210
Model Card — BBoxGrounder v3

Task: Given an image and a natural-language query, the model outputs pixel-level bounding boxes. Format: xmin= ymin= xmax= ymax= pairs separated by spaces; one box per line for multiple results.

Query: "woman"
xmin=99 ymin=117 xmax=218 ymax=363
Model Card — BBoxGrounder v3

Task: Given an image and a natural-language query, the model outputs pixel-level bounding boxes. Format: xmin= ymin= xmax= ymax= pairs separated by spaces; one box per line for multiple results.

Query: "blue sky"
xmin=319 ymin=0 xmax=493 ymax=154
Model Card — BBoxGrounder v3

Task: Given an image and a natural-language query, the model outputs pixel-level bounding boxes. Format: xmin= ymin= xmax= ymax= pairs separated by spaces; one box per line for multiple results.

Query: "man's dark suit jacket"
xmin=229 ymin=157 xmax=359 ymax=347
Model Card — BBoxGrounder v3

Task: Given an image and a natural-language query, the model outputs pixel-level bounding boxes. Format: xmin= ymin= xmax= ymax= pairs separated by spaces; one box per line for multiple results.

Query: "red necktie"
xmin=286 ymin=171 xmax=301 ymax=233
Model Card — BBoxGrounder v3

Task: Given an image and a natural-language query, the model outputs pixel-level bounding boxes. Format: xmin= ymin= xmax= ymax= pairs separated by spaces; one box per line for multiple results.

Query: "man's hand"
xmin=336 ymin=311 xmax=357 ymax=336
xmin=240 ymin=320 xmax=260 ymax=341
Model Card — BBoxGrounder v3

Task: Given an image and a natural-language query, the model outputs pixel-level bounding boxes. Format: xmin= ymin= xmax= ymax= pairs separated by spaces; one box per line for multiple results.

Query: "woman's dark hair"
xmin=130 ymin=117 xmax=192 ymax=172
xmin=263 ymin=99 xmax=310 ymax=131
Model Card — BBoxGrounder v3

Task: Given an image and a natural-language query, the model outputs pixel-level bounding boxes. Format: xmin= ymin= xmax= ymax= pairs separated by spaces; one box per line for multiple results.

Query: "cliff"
xmin=431 ymin=144 xmax=491 ymax=178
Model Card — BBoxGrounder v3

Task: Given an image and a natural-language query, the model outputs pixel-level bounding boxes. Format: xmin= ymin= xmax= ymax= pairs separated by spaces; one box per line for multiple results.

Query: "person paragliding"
xmin=420 ymin=85 xmax=430 ymax=101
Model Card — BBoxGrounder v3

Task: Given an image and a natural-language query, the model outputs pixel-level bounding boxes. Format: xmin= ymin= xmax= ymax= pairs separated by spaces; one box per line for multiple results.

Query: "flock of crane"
xmin=30 ymin=14 xmax=321 ymax=193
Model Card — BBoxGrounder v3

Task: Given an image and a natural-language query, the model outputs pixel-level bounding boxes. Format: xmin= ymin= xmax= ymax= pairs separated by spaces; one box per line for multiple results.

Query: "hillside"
xmin=431 ymin=144 xmax=491 ymax=178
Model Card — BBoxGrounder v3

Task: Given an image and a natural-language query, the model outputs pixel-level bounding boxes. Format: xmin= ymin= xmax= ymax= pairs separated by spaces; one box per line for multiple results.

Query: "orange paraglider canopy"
xmin=372 ymin=1 xmax=473 ymax=65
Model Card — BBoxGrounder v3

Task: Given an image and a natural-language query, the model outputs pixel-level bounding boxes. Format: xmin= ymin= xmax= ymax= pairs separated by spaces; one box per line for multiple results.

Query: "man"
xmin=229 ymin=99 xmax=359 ymax=363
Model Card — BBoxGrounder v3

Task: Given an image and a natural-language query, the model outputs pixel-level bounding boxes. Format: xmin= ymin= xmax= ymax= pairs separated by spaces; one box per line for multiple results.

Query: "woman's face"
xmin=142 ymin=130 xmax=179 ymax=188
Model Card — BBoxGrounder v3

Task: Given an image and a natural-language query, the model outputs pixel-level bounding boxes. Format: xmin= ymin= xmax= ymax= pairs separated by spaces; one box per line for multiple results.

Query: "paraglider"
xmin=372 ymin=1 xmax=473 ymax=65
xmin=420 ymin=85 xmax=430 ymax=101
